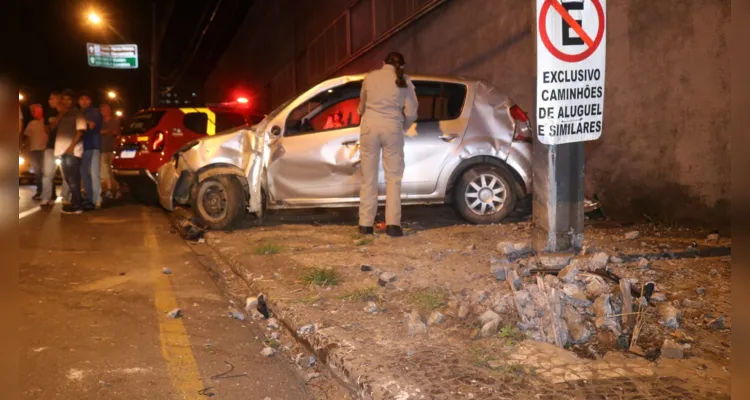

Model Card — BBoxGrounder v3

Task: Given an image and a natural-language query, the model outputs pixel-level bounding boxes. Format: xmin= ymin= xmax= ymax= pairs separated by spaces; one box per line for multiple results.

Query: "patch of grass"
xmin=355 ymin=237 xmax=373 ymax=246
xmin=297 ymin=295 xmax=321 ymax=304
xmin=264 ymin=338 xmax=281 ymax=349
xmin=499 ymin=324 xmax=526 ymax=346
xmin=252 ymin=243 xmax=282 ymax=255
xmin=408 ymin=288 xmax=446 ymax=314
xmin=339 ymin=286 xmax=379 ymax=302
xmin=301 ymin=267 xmax=341 ymax=287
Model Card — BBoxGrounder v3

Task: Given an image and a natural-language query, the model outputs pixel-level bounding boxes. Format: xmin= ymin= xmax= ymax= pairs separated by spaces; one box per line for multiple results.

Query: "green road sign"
xmin=86 ymin=43 xmax=139 ymax=69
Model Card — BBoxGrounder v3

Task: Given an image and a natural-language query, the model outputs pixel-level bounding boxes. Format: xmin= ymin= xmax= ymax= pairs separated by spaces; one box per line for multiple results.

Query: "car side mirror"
xmin=270 ymin=125 xmax=281 ymax=138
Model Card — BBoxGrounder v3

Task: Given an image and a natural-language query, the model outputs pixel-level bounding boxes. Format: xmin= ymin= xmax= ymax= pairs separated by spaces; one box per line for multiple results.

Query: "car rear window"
xmin=122 ymin=111 xmax=166 ymax=135
xmin=413 ymin=81 xmax=467 ymax=122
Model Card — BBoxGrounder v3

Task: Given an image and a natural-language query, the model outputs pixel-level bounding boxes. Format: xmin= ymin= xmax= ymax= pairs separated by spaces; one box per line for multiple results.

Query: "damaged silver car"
xmin=157 ymin=74 xmax=533 ymax=230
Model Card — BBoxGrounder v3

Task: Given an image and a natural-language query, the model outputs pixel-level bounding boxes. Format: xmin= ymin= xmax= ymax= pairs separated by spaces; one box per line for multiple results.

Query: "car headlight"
xmin=19 ymin=156 xmax=24 ymax=166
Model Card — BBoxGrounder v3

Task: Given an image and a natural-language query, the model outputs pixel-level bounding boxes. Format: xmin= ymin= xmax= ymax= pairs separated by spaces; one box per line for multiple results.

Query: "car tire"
xmin=453 ymin=165 xmax=517 ymax=224
xmin=191 ymin=175 xmax=246 ymax=230
xmin=130 ymin=184 xmax=159 ymax=205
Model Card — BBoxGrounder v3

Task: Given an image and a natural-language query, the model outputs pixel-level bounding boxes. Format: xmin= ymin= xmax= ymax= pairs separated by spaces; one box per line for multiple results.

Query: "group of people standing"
xmin=22 ymin=90 xmax=121 ymax=214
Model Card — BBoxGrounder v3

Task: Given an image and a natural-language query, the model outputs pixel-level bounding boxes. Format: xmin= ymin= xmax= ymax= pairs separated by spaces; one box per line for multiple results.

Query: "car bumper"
xmin=156 ymin=162 xmax=180 ymax=211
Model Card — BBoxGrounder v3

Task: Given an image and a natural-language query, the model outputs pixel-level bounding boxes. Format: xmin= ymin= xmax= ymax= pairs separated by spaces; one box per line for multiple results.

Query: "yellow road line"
xmin=144 ymin=210 xmax=205 ymax=399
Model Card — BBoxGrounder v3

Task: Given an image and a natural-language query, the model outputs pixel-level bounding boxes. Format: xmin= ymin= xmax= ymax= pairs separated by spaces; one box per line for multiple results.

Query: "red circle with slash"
xmin=539 ymin=0 xmax=605 ymax=62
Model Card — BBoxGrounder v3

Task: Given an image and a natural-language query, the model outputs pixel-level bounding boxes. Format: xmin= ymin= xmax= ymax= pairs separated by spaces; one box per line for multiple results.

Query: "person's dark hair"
xmin=61 ymin=89 xmax=75 ymax=99
xmin=384 ymin=52 xmax=407 ymax=88
xmin=78 ymin=90 xmax=92 ymax=100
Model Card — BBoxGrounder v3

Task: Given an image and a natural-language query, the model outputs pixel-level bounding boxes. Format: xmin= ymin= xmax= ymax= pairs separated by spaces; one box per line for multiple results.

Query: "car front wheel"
xmin=453 ymin=165 xmax=517 ymax=224
xmin=191 ymin=175 xmax=246 ymax=230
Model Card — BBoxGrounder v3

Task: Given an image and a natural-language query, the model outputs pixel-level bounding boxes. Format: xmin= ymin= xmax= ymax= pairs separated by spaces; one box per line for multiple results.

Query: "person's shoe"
xmin=83 ymin=202 xmax=95 ymax=211
xmin=386 ymin=225 xmax=404 ymax=237
xmin=40 ymin=200 xmax=53 ymax=209
xmin=61 ymin=205 xmax=83 ymax=215
xmin=32 ymin=193 xmax=42 ymax=201
xmin=359 ymin=226 xmax=374 ymax=235
xmin=95 ymin=201 xmax=102 ymax=210
xmin=62 ymin=199 xmax=71 ymax=206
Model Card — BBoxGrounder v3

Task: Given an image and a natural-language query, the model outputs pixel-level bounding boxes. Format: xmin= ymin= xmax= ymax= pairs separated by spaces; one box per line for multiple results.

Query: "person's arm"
xmin=66 ymin=114 xmax=87 ymax=154
xmin=403 ymin=78 xmax=419 ymax=129
xmin=358 ymin=77 xmax=368 ymax=117
xmin=23 ymin=120 xmax=35 ymax=137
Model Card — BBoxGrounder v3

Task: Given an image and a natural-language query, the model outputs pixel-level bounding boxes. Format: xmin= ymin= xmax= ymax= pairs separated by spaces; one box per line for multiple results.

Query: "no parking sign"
xmin=536 ymin=0 xmax=606 ymax=145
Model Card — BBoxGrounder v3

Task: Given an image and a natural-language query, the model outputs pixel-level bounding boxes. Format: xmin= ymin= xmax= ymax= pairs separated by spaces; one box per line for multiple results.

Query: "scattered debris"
xmin=490 ymin=256 xmax=513 ymax=281
xmin=257 ymin=294 xmax=270 ymax=318
xmin=563 ymin=304 xmax=591 ymax=344
xmin=271 ymin=332 xmax=280 ymax=340
xmin=538 ymin=253 xmax=572 ymax=268
xmin=619 ymin=279 xmax=635 ymax=328
xmin=661 ymin=339 xmax=685 ymax=359
xmin=478 ymin=310 xmax=501 ymax=338
xmin=707 ymin=233 xmax=719 ymax=241
xmin=305 ymin=372 xmax=321 ymax=382
xmin=496 ymin=241 xmax=532 ymax=259
xmin=427 ymin=311 xmax=444 ymax=326
xmin=267 ymin=318 xmax=280 ymax=330
xmin=557 ymin=263 xmax=579 ymax=283
xmin=466 ymin=244 xmax=476 ymax=251
xmin=458 ymin=304 xmax=470 ymax=320
xmin=696 ymin=287 xmax=706 ymax=295
xmin=589 ymin=252 xmax=609 ymax=269
xmin=658 ymin=304 xmax=681 ymax=328
xmin=651 ymin=292 xmax=667 ymax=302
xmin=706 ymin=316 xmax=725 ymax=330
xmin=299 ymin=324 xmax=316 ymax=335
xmin=682 ymin=299 xmax=703 ymax=309
xmin=624 ymin=231 xmax=640 ymax=240
xmin=162 ymin=268 xmax=172 ymax=275
xmin=360 ymin=265 xmax=373 ymax=272
xmin=228 ymin=308 xmax=245 ymax=321
xmin=167 ymin=308 xmax=182 ymax=319
xmin=296 ymin=353 xmax=316 ymax=368
xmin=378 ymin=272 xmax=397 ymax=287
xmin=364 ymin=302 xmax=378 ymax=314
xmin=710 ymin=268 xmax=720 ymax=277
xmin=408 ymin=310 xmax=427 ymax=336
xmin=610 ymin=256 xmax=624 ymax=264
xmin=260 ymin=347 xmax=277 ymax=357
xmin=637 ymin=258 xmax=651 ymax=270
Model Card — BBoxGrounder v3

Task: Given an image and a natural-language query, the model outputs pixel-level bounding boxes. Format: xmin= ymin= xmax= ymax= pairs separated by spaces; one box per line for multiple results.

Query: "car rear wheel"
xmin=191 ymin=175 xmax=245 ymax=230
xmin=453 ymin=165 xmax=517 ymax=224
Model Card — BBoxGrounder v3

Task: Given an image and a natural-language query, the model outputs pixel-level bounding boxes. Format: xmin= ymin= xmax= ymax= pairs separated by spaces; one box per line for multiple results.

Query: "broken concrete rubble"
xmin=658 ymin=304 xmax=681 ymax=328
xmin=261 ymin=347 xmax=278 ymax=357
xmin=364 ymin=302 xmax=378 ymax=314
xmin=427 ymin=311 xmax=444 ymax=326
xmin=538 ymin=253 xmax=573 ymax=268
xmin=378 ymin=272 xmax=397 ymax=287
xmin=589 ymin=252 xmax=609 ymax=269
xmin=638 ymin=258 xmax=651 ymax=270
xmin=496 ymin=241 xmax=532 ymax=259
xmin=584 ymin=275 xmax=611 ymax=298
xmin=408 ymin=310 xmax=427 ymax=336
xmin=563 ymin=304 xmax=592 ymax=344
xmin=661 ymin=339 xmax=685 ymax=359
xmin=458 ymin=304 xmax=470 ymax=320
xmin=478 ymin=310 xmax=501 ymax=338
xmin=557 ymin=263 xmax=579 ymax=283
xmin=650 ymin=292 xmax=667 ymax=303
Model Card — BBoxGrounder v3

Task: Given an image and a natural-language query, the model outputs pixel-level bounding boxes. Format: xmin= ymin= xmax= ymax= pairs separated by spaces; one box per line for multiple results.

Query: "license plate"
xmin=120 ymin=150 xmax=136 ymax=159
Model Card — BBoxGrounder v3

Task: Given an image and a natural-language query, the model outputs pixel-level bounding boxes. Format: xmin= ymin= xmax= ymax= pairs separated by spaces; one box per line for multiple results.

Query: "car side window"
xmin=285 ymin=81 xmax=362 ymax=137
xmin=183 ymin=112 xmax=208 ymax=134
xmin=413 ymin=81 xmax=467 ymax=122
xmin=215 ymin=112 xmax=247 ymax=132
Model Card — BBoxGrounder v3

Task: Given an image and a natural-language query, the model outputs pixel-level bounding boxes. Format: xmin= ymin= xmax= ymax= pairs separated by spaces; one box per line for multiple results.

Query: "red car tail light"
xmin=152 ymin=131 xmax=166 ymax=152
xmin=509 ymin=105 xmax=532 ymax=143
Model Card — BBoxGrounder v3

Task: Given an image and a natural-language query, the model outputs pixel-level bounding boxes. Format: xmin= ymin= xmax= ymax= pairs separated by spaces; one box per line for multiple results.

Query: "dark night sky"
xmin=19 ymin=0 xmax=251 ymax=114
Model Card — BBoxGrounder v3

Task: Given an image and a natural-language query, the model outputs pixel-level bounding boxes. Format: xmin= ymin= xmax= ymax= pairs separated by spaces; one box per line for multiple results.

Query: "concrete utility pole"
xmin=150 ymin=2 xmax=158 ymax=108
xmin=531 ymin=0 xmax=595 ymax=253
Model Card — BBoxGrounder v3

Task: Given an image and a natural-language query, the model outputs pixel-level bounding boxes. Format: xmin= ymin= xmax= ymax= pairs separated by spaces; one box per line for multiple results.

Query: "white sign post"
xmin=536 ymin=0 xmax=606 ymax=145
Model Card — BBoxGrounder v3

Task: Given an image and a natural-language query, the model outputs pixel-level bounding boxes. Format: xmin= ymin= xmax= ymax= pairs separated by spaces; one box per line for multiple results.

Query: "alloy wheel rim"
xmin=464 ymin=173 xmax=507 ymax=216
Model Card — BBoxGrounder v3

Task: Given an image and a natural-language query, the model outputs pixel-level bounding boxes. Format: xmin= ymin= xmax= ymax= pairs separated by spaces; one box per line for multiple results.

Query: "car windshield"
xmin=121 ymin=111 xmax=166 ymax=135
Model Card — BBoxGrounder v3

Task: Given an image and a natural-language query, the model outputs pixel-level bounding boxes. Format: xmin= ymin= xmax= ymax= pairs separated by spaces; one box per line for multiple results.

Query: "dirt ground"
xmin=201 ymin=205 xmax=731 ymax=399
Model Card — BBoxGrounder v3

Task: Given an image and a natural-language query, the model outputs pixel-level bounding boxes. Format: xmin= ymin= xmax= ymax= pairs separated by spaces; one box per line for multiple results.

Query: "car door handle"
xmin=438 ymin=134 xmax=460 ymax=142
xmin=341 ymin=140 xmax=359 ymax=147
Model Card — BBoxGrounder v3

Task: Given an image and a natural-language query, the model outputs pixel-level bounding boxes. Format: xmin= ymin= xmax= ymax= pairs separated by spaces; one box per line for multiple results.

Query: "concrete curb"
xmin=202 ymin=232 xmax=381 ymax=399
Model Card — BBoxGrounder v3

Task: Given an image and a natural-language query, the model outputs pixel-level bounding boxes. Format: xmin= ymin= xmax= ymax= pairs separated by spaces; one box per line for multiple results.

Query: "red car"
xmin=113 ymin=106 xmax=261 ymax=203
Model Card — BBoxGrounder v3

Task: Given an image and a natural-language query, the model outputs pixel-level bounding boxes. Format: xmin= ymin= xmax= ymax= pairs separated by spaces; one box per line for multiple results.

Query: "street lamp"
xmin=88 ymin=12 xmax=102 ymax=25
xmin=107 ymin=91 xmax=117 ymax=99
xmin=19 ymin=93 xmax=24 ymax=101
xmin=115 ymin=110 xmax=123 ymax=117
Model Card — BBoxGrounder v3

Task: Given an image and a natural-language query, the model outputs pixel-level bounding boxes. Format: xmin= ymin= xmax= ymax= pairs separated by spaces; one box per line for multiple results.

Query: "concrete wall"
xmin=206 ymin=0 xmax=731 ymax=227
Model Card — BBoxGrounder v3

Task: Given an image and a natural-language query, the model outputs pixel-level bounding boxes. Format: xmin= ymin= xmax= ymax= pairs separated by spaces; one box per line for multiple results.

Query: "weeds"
xmin=253 ymin=244 xmax=282 ymax=255
xmin=339 ymin=286 xmax=379 ymax=302
xmin=499 ymin=324 xmax=526 ymax=346
xmin=408 ymin=288 xmax=446 ymax=314
xmin=355 ymin=238 xmax=373 ymax=246
xmin=301 ymin=267 xmax=341 ymax=287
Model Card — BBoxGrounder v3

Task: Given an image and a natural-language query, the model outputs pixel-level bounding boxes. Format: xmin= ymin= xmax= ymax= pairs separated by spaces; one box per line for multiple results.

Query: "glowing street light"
xmin=107 ymin=91 xmax=117 ymax=99
xmin=88 ymin=12 xmax=102 ymax=25
xmin=115 ymin=110 xmax=123 ymax=117
xmin=19 ymin=93 xmax=24 ymax=101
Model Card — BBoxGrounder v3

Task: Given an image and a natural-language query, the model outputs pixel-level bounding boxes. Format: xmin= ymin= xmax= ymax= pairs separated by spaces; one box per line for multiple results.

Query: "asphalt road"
xmin=19 ymin=195 xmax=312 ymax=399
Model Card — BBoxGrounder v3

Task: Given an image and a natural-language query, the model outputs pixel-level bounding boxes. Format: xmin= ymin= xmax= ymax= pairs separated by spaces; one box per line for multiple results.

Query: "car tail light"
xmin=509 ymin=105 xmax=532 ymax=143
xmin=152 ymin=131 xmax=166 ymax=152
